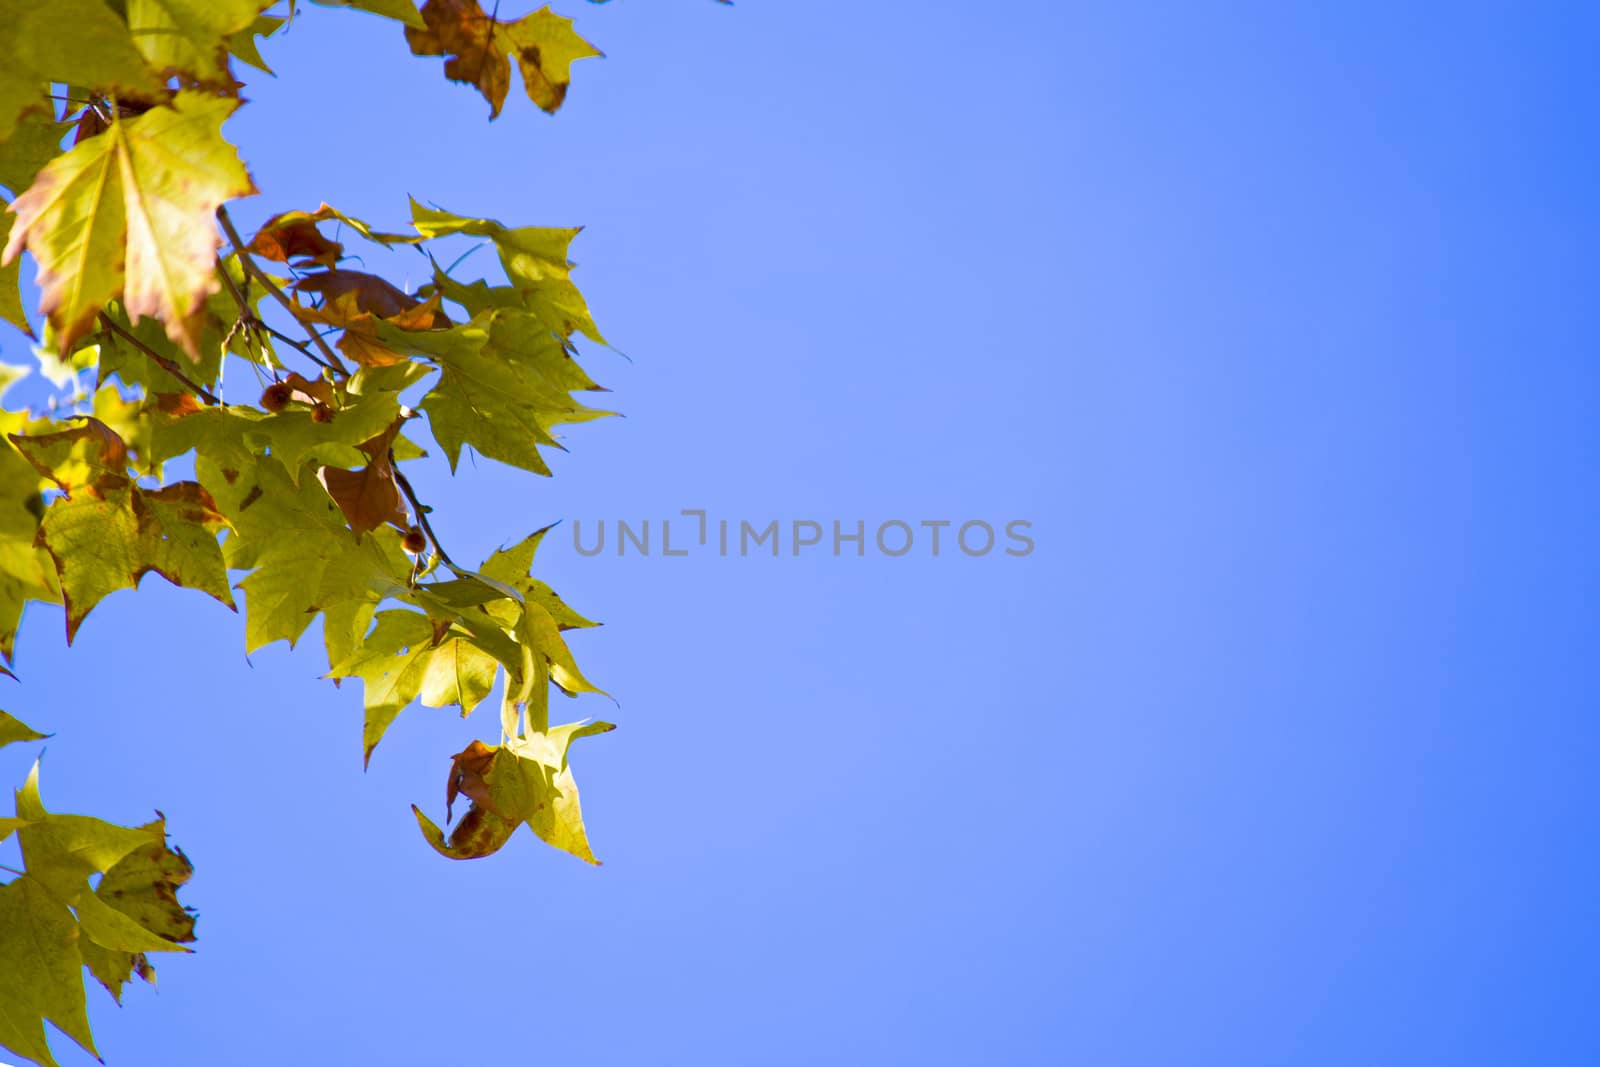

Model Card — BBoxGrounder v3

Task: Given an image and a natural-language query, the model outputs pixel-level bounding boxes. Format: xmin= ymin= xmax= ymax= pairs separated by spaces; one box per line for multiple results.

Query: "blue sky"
xmin=3 ymin=1 xmax=1598 ymax=1064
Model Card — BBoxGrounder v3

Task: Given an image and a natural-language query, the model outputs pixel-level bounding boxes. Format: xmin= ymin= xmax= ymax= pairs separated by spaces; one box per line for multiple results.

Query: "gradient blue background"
xmin=2 ymin=2 xmax=1597 ymax=1064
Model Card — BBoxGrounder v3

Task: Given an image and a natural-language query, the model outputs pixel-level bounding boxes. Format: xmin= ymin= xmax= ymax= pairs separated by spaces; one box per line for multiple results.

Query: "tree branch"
xmin=391 ymin=451 xmax=460 ymax=572
xmin=216 ymin=205 xmax=352 ymax=379
xmin=97 ymin=314 xmax=222 ymax=405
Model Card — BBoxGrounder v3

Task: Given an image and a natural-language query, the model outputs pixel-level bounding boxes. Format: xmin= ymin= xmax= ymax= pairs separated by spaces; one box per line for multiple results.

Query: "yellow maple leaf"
xmin=2 ymin=92 xmax=256 ymax=360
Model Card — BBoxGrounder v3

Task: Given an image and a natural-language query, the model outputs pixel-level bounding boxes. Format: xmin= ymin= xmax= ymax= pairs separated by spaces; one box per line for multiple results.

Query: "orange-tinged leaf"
xmin=445 ymin=738 xmax=495 ymax=821
xmin=293 ymin=269 xmax=425 ymax=319
xmin=149 ymin=392 xmax=205 ymax=417
xmin=248 ymin=211 xmax=343 ymax=267
xmin=8 ymin=417 xmax=130 ymax=496
xmin=1 ymin=92 xmax=256 ymax=358
xmin=316 ymin=418 xmax=408 ymax=535
xmin=405 ymin=0 xmax=601 ymax=119
xmin=296 ymin=280 xmax=451 ymax=368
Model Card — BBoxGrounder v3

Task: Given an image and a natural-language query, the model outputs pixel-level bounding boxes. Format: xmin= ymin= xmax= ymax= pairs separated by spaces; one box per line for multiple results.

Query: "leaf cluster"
xmin=0 ymin=715 xmax=197 ymax=1067
xmin=0 ymin=2 xmax=632 ymax=1062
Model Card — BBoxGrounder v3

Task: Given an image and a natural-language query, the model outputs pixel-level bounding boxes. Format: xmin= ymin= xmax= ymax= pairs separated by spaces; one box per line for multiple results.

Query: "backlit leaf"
xmin=0 ymin=709 xmax=47 ymax=748
xmin=2 ymin=92 xmax=257 ymax=358
xmin=126 ymin=0 xmax=271 ymax=84
xmin=0 ymin=0 xmax=161 ymax=141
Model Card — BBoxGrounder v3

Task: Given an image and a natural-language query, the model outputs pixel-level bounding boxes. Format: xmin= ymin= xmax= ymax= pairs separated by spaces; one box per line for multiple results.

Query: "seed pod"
xmin=260 ymin=382 xmax=293 ymax=412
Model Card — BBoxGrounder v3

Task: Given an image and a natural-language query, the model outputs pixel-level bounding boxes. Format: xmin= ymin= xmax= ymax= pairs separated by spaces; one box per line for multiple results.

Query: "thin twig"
xmin=216 ymin=205 xmax=352 ymax=378
xmin=391 ymin=451 xmax=459 ymax=571
xmin=98 ymin=314 xmax=221 ymax=405
xmin=259 ymin=321 xmax=341 ymax=374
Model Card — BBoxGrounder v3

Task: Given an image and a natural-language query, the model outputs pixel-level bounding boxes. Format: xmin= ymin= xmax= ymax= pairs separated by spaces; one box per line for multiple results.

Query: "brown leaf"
xmin=297 ymin=286 xmax=451 ymax=368
xmin=293 ymin=269 xmax=425 ymax=319
xmin=405 ymin=0 xmax=600 ymax=118
xmin=406 ymin=0 xmax=512 ymax=117
xmin=445 ymin=739 xmax=497 ymax=822
xmin=248 ymin=212 xmax=344 ymax=268
xmin=316 ymin=418 xmax=408 ymax=535
xmin=281 ymin=371 xmax=334 ymax=407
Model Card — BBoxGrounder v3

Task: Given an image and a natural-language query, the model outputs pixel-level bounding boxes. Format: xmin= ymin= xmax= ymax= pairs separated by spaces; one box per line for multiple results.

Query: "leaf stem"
xmin=216 ymin=205 xmax=352 ymax=379
xmin=97 ymin=314 xmax=222 ymax=405
xmin=390 ymin=450 xmax=460 ymax=571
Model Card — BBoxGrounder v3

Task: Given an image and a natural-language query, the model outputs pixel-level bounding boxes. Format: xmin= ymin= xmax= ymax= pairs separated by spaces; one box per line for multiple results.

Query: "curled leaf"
xmin=404 ymin=0 xmax=601 ymax=118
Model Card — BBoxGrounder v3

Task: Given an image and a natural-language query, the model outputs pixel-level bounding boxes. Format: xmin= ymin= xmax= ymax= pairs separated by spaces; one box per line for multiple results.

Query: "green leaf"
xmin=225 ymin=14 xmax=288 ymax=74
xmin=0 ymin=411 xmax=58 ymax=662
xmin=0 ymin=876 xmax=95 ymax=1067
xmin=78 ymin=819 xmax=197 ymax=1002
xmin=0 ymin=111 xmax=68 ymax=197
xmin=384 ymin=311 xmax=609 ymax=476
xmin=1 ymin=766 xmax=197 ymax=1063
xmin=418 ymin=634 xmax=498 ymax=716
xmin=416 ymin=201 xmax=605 ymax=342
xmin=0 ymin=0 xmax=161 ymax=141
xmin=0 ymin=114 xmax=68 ymax=336
xmin=311 ymin=0 xmax=425 ymax=29
xmin=35 ymin=482 xmax=235 ymax=643
xmin=414 ymin=721 xmax=612 ymax=863
xmin=126 ymin=0 xmax=272 ymax=83
xmin=481 ymin=527 xmax=598 ymax=630
xmin=248 ymin=389 xmax=402 ymax=477
xmin=329 ymin=609 xmax=435 ymax=764
xmin=202 ymin=453 xmax=410 ymax=652
xmin=0 ymin=709 xmax=48 ymax=748
xmin=0 ymin=207 xmax=27 ymax=336
xmin=330 ymin=608 xmax=500 ymax=765
xmin=2 ymin=92 xmax=257 ymax=358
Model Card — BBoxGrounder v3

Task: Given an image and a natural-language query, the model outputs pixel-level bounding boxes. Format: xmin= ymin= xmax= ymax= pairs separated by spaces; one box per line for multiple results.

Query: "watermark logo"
xmin=567 ymin=511 xmax=1034 ymax=559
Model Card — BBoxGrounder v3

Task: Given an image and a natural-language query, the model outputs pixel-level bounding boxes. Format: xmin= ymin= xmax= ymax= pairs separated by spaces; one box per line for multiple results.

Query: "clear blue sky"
xmin=3 ymin=1 xmax=1597 ymax=1064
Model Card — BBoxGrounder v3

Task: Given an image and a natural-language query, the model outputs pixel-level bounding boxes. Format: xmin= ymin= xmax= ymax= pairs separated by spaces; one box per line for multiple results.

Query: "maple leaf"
xmin=251 ymin=387 xmax=402 ymax=478
xmin=0 ymin=112 xmax=68 ymax=198
xmin=405 ymin=0 xmax=601 ymax=119
xmin=78 ymin=818 xmax=198 ymax=1003
xmin=481 ymin=526 xmax=599 ymax=631
xmin=125 ymin=0 xmax=272 ymax=84
xmin=317 ymin=417 xmax=409 ymax=536
xmin=0 ymin=877 xmax=94 ymax=1067
xmin=0 ymin=406 xmax=60 ymax=664
xmin=329 ymin=608 xmax=500 ymax=765
xmin=292 ymin=268 xmax=456 ymax=370
xmin=35 ymin=480 xmax=236 ymax=643
xmin=251 ymin=202 xmax=420 ymax=249
xmin=293 ymin=268 xmax=435 ymax=319
xmin=8 ymin=416 xmax=130 ymax=496
xmin=413 ymin=720 xmax=612 ymax=862
xmin=0 ymin=764 xmax=195 ymax=1067
xmin=0 ymin=0 xmax=161 ymax=141
xmin=378 ymin=311 xmax=610 ymax=475
xmin=226 ymin=14 xmax=289 ymax=74
xmin=248 ymin=211 xmax=345 ymax=268
xmin=201 ymin=453 xmax=410 ymax=653
xmin=0 ymin=208 xmax=25 ymax=336
xmin=2 ymin=92 xmax=257 ymax=359
xmin=310 ymin=0 xmax=427 ymax=28
xmin=414 ymin=200 xmax=606 ymax=343
xmin=0 ymin=709 xmax=47 ymax=749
